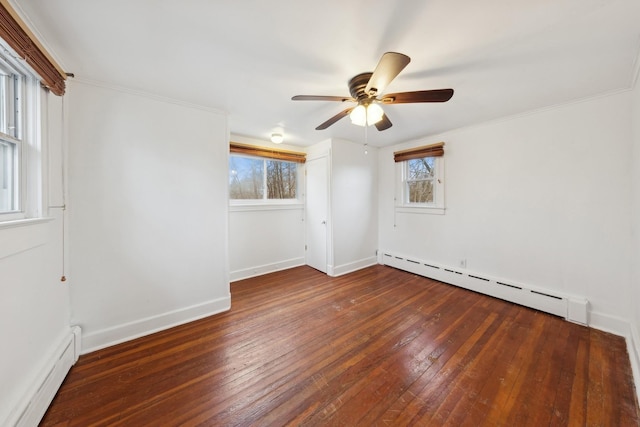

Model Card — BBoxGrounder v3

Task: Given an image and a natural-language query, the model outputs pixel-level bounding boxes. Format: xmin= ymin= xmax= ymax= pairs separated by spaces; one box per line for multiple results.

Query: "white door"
xmin=305 ymin=156 xmax=328 ymax=273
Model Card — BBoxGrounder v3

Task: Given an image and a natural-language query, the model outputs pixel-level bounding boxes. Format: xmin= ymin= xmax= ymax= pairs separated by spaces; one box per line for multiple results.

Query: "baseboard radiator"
xmin=8 ymin=326 xmax=81 ymax=427
xmin=380 ymin=252 xmax=588 ymax=324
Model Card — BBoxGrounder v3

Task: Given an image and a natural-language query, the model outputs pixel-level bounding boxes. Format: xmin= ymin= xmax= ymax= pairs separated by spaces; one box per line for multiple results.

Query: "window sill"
xmin=230 ymin=202 xmax=304 ymax=212
xmin=395 ymin=206 xmax=446 ymax=215
xmin=0 ymin=216 xmax=54 ymax=230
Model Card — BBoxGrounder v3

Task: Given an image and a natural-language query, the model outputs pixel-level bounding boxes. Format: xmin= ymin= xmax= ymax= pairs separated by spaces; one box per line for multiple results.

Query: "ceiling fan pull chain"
xmin=364 ymin=120 xmax=369 ymax=155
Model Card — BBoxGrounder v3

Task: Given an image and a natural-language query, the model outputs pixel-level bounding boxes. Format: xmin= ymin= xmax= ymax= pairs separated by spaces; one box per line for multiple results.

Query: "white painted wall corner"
xmin=627 ymin=322 xmax=640 ymax=409
xmin=329 ymin=256 xmax=378 ymax=277
xmin=230 ymin=257 xmax=305 ymax=282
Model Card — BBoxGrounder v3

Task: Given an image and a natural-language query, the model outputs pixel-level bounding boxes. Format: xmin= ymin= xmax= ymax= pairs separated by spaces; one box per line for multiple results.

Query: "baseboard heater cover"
xmin=380 ymin=252 xmax=588 ymax=324
xmin=8 ymin=326 xmax=81 ymax=427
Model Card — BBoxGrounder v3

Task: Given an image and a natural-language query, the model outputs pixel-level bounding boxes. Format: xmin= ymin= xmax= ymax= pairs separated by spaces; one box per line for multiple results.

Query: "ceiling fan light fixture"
xmin=350 ymin=105 xmax=367 ymax=126
xmin=350 ymin=104 xmax=384 ymax=127
xmin=367 ymin=103 xmax=384 ymax=125
xmin=270 ymin=133 xmax=283 ymax=144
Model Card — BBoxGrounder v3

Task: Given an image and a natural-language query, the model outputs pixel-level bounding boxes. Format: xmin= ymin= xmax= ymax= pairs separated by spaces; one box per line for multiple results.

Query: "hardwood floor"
xmin=41 ymin=265 xmax=639 ymax=426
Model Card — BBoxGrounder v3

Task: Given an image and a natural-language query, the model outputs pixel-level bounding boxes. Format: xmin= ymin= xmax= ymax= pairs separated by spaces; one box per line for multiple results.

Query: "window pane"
xmin=229 ymin=156 xmax=264 ymax=199
xmin=408 ymin=180 xmax=434 ymax=204
xmin=407 ymin=157 xmax=435 ymax=180
xmin=0 ymin=140 xmax=16 ymax=212
xmin=266 ymin=160 xmax=297 ymax=199
xmin=0 ymin=69 xmax=18 ymax=138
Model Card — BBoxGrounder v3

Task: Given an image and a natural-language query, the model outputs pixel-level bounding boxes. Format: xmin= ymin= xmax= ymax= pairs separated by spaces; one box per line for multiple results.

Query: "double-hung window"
xmin=0 ymin=2 xmax=66 ymax=224
xmin=0 ymin=41 xmax=42 ymax=222
xmin=395 ymin=142 xmax=445 ymax=214
xmin=229 ymin=142 xmax=305 ymax=205
xmin=0 ymin=48 xmax=35 ymax=220
xmin=0 ymin=63 xmax=20 ymax=214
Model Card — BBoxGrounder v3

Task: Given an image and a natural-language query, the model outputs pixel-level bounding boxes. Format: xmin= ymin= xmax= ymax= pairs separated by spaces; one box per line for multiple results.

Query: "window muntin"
xmin=229 ymin=154 xmax=298 ymax=201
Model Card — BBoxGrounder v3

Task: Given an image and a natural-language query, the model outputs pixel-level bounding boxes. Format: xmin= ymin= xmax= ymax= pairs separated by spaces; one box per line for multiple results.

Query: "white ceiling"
xmin=13 ymin=0 xmax=640 ymax=148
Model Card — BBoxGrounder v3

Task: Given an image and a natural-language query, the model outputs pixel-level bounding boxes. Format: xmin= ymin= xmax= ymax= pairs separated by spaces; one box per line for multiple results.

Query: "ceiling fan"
xmin=292 ymin=52 xmax=454 ymax=131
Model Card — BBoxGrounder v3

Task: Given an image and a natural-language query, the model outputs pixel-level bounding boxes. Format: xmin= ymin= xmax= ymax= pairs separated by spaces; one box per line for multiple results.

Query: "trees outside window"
xmin=405 ymin=157 xmax=435 ymax=204
xmin=229 ymin=155 xmax=298 ymax=200
xmin=266 ymin=160 xmax=296 ymax=199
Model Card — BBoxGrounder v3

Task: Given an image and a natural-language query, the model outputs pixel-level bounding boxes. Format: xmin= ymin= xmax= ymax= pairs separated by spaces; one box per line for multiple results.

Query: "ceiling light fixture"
xmin=350 ymin=103 xmax=384 ymax=127
xmin=270 ymin=133 xmax=283 ymax=144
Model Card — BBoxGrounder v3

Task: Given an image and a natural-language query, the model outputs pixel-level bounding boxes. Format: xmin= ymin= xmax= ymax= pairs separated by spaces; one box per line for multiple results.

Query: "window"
xmin=228 ymin=142 xmax=305 ymax=205
xmin=0 ymin=55 xmax=23 ymax=216
xmin=229 ymin=155 xmax=298 ymax=200
xmin=404 ymin=156 xmax=436 ymax=204
xmin=0 ymin=42 xmax=41 ymax=221
xmin=0 ymin=138 xmax=17 ymax=212
xmin=395 ymin=142 xmax=445 ymax=214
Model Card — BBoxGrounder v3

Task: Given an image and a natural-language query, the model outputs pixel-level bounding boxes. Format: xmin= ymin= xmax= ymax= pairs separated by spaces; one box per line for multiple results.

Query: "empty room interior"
xmin=1 ymin=0 xmax=640 ymax=425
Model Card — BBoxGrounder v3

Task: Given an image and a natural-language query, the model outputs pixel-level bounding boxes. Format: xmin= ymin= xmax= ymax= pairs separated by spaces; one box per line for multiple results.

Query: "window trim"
xmin=229 ymin=202 xmax=304 ymax=212
xmin=395 ymin=153 xmax=445 ymax=215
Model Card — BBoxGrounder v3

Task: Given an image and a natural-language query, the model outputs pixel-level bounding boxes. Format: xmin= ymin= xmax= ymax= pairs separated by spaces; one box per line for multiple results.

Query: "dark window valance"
xmin=0 ymin=0 xmax=66 ymax=95
xmin=230 ymin=142 xmax=306 ymax=164
xmin=394 ymin=142 xmax=444 ymax=162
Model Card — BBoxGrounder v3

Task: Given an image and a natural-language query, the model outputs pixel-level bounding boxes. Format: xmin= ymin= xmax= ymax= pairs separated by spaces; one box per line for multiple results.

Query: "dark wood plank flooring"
xmin=41 ymin=265 xmax=640 ymax=426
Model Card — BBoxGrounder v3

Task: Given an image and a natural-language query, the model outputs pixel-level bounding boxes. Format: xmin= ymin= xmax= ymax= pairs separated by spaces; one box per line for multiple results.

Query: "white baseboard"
xmin=230 ymin=257 xmax=305 ymax=282
xmin=81 ymin=297 xmax=230 ymax=354
xmin=328 ymin=256 xmax=378 ymax=277
xmin=628 ymin=322 xmax=640 ymax=409
xmin=589 ymin=310 xmax=631 ymax=337
xmin=6 ymin=326 xmax=81 ymax=427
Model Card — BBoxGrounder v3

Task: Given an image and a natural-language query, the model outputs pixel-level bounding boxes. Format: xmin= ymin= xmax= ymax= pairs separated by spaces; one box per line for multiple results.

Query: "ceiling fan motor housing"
xmin=349 ymin=72 xmax=375 ymax=102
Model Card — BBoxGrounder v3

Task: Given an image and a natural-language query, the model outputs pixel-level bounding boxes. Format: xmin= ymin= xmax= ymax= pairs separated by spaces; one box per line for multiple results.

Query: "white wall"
xmin=228 ymin=135 xmax=305 ymax=281
xmin=0 ymin=93 xmax=71 ymax=424
xmin=67 ymin=81 xmax=230 ymax=352
xmin=379 ymin=91 xmax=633 ymax=331
xmin=330 ymin=138 xmax=378 ymax=275
xmin=630 ymin=65 xmax=640 ymax=391
xmin=229 ymin=205 xmax=305 ymax=280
